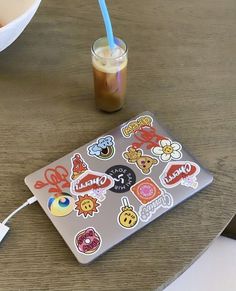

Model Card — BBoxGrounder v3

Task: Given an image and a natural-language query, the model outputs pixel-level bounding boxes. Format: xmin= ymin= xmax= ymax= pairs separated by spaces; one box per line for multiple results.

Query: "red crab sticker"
xmin=160 ymin=161 xmax=200 ymax=189
xmin=71 ymin=170 xmax=114 ymax=195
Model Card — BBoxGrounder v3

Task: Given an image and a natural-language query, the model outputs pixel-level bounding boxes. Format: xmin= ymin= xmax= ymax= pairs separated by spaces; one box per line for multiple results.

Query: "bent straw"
xmin=98 ymin=0 xmax=115 ymax=49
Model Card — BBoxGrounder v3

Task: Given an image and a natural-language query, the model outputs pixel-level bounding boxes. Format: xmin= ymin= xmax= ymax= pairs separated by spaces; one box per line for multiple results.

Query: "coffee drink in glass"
xmin=91 ymin=37 xmax=128 ymax=112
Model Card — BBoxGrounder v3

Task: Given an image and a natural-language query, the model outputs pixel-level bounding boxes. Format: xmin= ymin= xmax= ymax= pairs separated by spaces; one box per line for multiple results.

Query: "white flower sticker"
xmin=152 ymin=139 xmax=182 ymax=162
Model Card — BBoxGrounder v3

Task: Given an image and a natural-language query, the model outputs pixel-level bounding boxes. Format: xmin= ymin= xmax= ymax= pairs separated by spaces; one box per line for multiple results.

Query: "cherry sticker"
xmin=138 ymin=189 xmax=174 ymax=222
xmin=160 ymin=161 xmax=200 ymax=189
xmin=71 ymin=170 xmax=114 ymax=195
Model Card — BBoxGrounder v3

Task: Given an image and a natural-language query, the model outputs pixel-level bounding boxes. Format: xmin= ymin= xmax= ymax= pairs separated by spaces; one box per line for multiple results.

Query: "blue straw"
xmin=98 ymin=0 xmax=115 ymax=49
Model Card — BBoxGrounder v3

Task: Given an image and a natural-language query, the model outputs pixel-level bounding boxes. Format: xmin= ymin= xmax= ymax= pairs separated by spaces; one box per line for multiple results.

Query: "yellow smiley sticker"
xmin=118 ymin=197 xmax=138 ymax=229
xmin=75 ymin=194 xmax=100 ymax=218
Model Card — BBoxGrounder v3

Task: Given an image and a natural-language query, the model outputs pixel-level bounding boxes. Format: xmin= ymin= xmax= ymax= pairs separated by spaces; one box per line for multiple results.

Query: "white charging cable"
xmin=0 ymin=196 xmax=38 ymax=243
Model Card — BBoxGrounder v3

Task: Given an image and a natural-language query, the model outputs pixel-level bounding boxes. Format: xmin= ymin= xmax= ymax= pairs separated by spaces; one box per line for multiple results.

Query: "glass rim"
xmin=91 ymin=36 xmax=128 ymax=61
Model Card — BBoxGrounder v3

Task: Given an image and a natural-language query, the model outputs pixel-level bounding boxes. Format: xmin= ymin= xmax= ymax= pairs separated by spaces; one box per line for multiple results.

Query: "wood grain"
xmin=0 ymin=0 xmax=236 ymax=290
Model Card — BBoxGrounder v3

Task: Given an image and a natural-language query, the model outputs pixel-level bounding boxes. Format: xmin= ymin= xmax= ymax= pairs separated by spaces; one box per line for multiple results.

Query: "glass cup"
xmin=91 ymin=37 xmax=128 ymax=112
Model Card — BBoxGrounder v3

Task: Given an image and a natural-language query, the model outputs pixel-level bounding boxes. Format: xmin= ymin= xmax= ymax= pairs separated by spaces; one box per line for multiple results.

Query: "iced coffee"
xmin=91 ymin=37 xmax=128 ymax=112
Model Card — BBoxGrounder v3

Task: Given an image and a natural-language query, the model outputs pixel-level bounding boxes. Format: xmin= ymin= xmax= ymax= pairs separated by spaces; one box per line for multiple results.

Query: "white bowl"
xmin=0 ymin=0 xmax=41 ymax=52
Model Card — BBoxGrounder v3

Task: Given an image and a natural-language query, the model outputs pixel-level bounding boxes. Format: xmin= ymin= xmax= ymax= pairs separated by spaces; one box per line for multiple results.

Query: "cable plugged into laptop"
xmin=0 ymin=196 xmax=38 ymax=243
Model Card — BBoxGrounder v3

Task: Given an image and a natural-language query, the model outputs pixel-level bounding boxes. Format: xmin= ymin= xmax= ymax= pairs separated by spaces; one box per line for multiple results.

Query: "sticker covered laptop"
xmin=24 ymin=111 xmax=213 ymax=264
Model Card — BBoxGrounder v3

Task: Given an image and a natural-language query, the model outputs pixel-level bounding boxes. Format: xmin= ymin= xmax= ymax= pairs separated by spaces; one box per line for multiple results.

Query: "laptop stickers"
xmin=25 ymin=111 xmax=213 ymax=264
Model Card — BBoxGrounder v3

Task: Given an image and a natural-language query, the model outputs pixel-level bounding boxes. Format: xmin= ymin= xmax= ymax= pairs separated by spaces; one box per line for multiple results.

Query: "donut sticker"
xmin=87 ymin=135 xmax=115 ymax=160
xmin=75 ymin=194 xmax=100 ymax=218
xmin=75 ymin=227 xmax=101 ymax=255
xmin=138 ymin=189 xmax=174 ymax=222
xmin=70 ymin=170 xmax=114 ymax=196
xmin=48 ymin=193 xmax=75 ymax=217
xmin=152 ymin=139 xmax=182 ymax=162
xmin=121 ymin=115 xmax=153 ymax=138
xmin=123 ymin=146 xmax=158 ymax=175
xmin=118 ymin=197 xmax=139 ymax=229
xmin=130 ymin=177 xmax=162 ymax=204
xmin=160 ymin=161 xmax=200 ymax=189
xmin=34 ymin=165 xmax=70 ymax=195
xmin=71 ymin=153 xmax=89 ymax=180
xmin=105 ymin=165 xmax=136 ymax=193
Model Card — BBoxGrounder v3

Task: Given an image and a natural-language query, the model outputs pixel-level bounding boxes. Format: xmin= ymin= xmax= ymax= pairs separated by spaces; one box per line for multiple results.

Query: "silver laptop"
xmin=25 ymin=111 xmax=213 ymax=264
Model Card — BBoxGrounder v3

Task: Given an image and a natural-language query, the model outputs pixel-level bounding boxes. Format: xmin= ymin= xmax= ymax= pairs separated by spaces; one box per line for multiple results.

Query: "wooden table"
xmin=0 ymin=1 xmax=235 ymax=290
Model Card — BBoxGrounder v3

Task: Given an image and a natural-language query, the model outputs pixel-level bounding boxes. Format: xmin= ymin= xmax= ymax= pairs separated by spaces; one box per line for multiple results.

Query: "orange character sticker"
xmin=130 ymin=177 xmax=162 ymax=204
xmin=75 ymin=194 xmax=100 ymax=218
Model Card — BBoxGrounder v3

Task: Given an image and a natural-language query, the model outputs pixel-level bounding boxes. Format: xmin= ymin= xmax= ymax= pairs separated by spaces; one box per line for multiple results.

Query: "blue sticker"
xmin=87 ymin=135 xmax=115 ymax=160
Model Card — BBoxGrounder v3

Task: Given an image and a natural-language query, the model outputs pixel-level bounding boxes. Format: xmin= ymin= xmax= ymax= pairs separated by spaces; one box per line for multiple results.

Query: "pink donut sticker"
xmin=74 ymin=227 xmax=101 ymax=255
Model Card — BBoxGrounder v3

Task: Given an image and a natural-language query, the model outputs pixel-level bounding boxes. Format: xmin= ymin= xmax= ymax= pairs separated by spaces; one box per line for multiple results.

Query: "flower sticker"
xmin=152 ymin=139 xmax=182 ymax=162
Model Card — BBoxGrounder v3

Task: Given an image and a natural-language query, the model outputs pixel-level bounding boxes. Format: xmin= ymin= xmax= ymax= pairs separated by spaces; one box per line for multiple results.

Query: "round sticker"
xmin=75 ymin=227 xmax=101 ymax=255
xmin=105 ymin=165 xmax=136 ymax=193
xmin=48 ymin=193 xmax=74 ymax=217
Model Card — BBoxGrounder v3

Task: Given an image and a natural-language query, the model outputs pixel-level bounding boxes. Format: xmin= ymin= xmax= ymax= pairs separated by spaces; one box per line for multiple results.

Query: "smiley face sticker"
xmin=118 ymin=197 xmax=139 ymax=229
xmin=75 ymin=194 xmax=100 ymax=218
xmin=152 ymin=139 xmax=182 ymax=162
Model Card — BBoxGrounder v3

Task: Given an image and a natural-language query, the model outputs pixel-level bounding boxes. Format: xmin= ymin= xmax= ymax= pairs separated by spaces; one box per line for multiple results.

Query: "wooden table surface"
xmin=0 ymin=0 xmax=236 ymax=290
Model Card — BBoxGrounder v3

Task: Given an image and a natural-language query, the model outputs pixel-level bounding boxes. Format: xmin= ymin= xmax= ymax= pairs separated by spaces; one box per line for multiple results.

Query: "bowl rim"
xmin=0 ymin=0 xmax=41 ymax=32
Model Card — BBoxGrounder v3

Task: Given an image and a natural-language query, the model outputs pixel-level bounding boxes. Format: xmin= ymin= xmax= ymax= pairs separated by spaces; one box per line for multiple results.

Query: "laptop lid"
xmin=25 ymin=111 xmax=213 ymax=264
